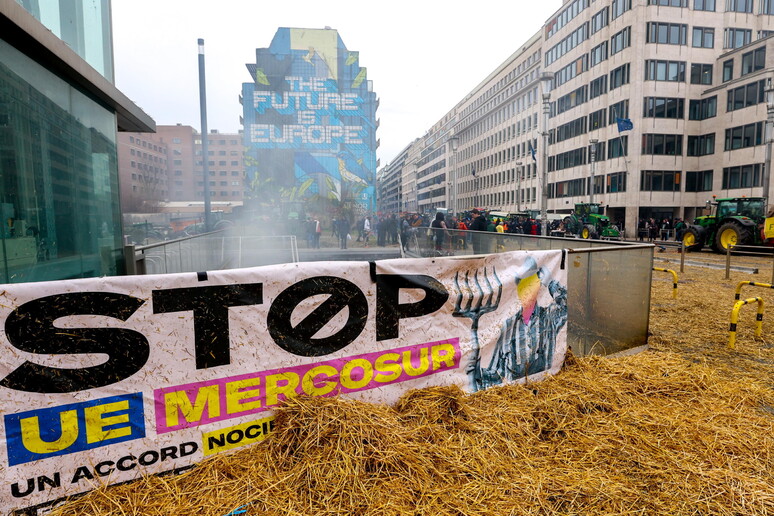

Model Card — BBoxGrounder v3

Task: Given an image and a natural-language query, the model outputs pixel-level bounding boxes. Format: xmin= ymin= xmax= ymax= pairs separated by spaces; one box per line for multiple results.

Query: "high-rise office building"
xmin=387 ymin=0 xmax=774 ymax=238
xmin=241 ymin=27 xmax=379 ymax=221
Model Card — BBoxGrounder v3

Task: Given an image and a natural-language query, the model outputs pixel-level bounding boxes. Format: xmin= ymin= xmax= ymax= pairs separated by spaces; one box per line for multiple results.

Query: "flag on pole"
xmin=529 ymin=143 xmax=537 ymax=162
xmin=471 ymin=167 xmax=476 ymax=177
xmin=616 ymin=117 xmax=634 ymax=132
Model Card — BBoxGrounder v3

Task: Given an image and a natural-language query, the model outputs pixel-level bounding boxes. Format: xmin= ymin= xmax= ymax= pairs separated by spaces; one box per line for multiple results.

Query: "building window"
xmin=643 ymin=97 xmax=685 ymax=118
xmin=591 ymin=7 xmax=609 ymax=33
xmin=553 ymin=116 xmax=587 ymax=144
xmin=609 ymin=63 xmax=630 ymax=89
xmin=722 ymin=164 xmax=762 ymax=188
xmin=555 ymin=55 xmax=589 ymax=87
xmin=555 ymin=85 xmax=588 ymax=116
xmin=546 ymin=0 xmax=591 ymax=39
xmin=608 ymin=100 xmax=630 ymax=123
xmin=689 ymin=96 xmax=717 ymax=120
xmin=131 ymin=161 xmax=136 ymax=168
xmin=589 ymin=75 xmax=608 ymax=99
xmin=607 ymin=171 xmax=627 ymax=192
xmin=648 ymin=0 xmax=688 ymax=4
xmin=610 ymin=27 xmax=631 ymax=54
xmin=690 ymin=64 xmax=713 ymax=85
xmin=548 ymin=178 xmax=588 ymax=199
xmin=724 ymin=122 xmax=764 ymax=150
xmin=589 ymin=108 xmax=607 ymax=130
xmin=645 ymin=60 xmax=686 ymax=81
xmin=722 ymin=59 xmax=734 ymax=82
xmin=727 ymin=79 xmax=766 ymax=111
xmin=694 ymin=0 xmax=715 ymax=10
xmin=642 ymin=134 xmax=683 ymax=155
xmin=608 ymin=135 xmax=629 ymax=156
xmin=692 ymin=27 xmax=714 ymax=48
xmin=724 ymin=28 xmax=752 ymax=49
xmin=762 ymin=0 xmax=774 ymax=13
xmin=646 ymin=22 xmax=688 ymax=45
xmin=741 ymin=47 xmax=766 ymax=75
xmin=685 ymin=170 xmax=713 ymax=191
xmin=641 ymin=170 xmax=681 ymax=191
xmin=726 ymin=0 xmax=753 ymax=12
xmin=686 ymin=134 xmax=716 ymax=156
xmin=590 ymin=41 xmax=608 ymax=67
xmin=611 ymin=0 xmax=632 ymax=18
xmin=545 ymin=22 xmax=590 ymax=66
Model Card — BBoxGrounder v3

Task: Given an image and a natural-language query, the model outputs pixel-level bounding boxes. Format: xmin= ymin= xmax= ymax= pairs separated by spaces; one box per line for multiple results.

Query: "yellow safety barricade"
xmin=652 ymin=267 xmax=678 ymax=299
xmin=728 ymin=297 xmax=764 ymax=350
xmin=734 ymin=281 xmax=774 ymax=300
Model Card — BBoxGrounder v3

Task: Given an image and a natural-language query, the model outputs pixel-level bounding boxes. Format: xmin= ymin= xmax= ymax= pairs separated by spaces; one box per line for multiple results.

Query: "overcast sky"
xmin=112 ymin=0 xmax=561 ymax=166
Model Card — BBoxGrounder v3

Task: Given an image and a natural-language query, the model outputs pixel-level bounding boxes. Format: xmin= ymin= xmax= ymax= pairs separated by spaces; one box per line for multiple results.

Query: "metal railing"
xmin=125 ymin=230 xmax=299 ymax=275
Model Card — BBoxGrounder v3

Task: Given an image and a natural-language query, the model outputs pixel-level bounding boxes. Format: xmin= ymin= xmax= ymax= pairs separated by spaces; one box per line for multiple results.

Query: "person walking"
xmin=363 ymin=216 xmax=372 ymax=247
xmin=313 ymin=217 xmax=322 ymax=249
xmin=337 ymin=216 xmax=350 ymax=249
xmin=469 ymin=209 xmax=488 ymax=255
xmin=431 ymin=212 xmax=450 ymax=253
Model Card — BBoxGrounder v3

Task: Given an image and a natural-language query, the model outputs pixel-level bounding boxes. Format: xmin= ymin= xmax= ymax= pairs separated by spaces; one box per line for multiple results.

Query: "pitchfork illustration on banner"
xmin=453 ymin=258 xmax=568 ymax=391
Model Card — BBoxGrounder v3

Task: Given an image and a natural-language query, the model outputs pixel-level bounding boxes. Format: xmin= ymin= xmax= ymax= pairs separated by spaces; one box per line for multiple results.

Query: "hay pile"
xmin=53 ymin=259 xmax=774 ymax=516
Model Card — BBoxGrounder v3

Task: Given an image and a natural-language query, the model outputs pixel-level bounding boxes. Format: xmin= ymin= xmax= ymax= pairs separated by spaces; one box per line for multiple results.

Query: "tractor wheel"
xmin=581 ymin=225 xmax=598 ymax=240
xmin=682 ymin=226 xmax=704 ymax=251
xmin=715 ymin=222 xmax=751 ymax=253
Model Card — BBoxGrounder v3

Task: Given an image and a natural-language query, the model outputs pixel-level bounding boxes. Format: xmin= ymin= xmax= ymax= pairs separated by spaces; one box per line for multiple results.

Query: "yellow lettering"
xmin=265 ymin=373 xmax=299 ymax=407
xmin=165 ymin=385 xmax=220 ymax=427
xmin=226 ymin=378 xmax=262 ymax=414
xmin=301 ymin=365 xmax=339 ymax=396
xmin=431 ymin=343 xmax=456 ymax=370
xmin=84 ymin=401 xmax=131 ymax=444
xmin=340 ymin=358 xmax=373 ymax=389
xmin=402 ymin=348 xmax=430 ymax=376
xmin=374 ymin=353 xmax=402 ymax=383
xmin=20 ymin=411 xmax=79 ymax=454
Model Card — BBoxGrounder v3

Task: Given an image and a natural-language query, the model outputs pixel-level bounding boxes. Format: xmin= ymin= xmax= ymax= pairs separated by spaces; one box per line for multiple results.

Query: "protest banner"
xmin=0 ymin=250 xmax=567 ymax=514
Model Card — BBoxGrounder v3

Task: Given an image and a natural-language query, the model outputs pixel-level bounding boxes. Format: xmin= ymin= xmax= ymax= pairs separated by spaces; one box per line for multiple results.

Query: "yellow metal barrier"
xmin=652 ymin=267 xmax=678 ymax=299
xmin=734 ymin=281 xmax=774 ymax=300
xmin=728 ymin=297 xmax=765 ymax=350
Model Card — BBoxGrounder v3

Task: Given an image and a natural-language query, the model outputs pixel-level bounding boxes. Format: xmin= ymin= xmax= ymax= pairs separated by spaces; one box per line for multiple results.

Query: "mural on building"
xmin=241 ymin=28 xmax=378 ymax=219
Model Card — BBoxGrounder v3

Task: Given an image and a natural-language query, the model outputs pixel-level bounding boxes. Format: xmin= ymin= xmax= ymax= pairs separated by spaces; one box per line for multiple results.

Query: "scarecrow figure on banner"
xmin=453 ymin=257 xmax=568 ymax=391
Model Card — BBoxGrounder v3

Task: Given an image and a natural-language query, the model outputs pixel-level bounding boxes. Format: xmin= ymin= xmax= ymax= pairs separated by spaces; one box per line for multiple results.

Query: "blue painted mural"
xmin=241 ymin=28 xmax=378 ymax=218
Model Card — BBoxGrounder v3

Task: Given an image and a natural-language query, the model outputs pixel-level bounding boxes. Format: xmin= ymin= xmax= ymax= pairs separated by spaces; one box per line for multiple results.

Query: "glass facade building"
xmin=0 ymin=0 xmax=154 ymax=283
xmin=15 ymin=0 xmax=114 ymax=80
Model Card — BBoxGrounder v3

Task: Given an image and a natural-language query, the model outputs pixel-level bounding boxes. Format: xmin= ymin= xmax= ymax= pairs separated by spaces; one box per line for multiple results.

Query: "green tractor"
xmin=682 ymin=197 xmax=769 ymax=253
xmin=563 ymin=203 xmax=622 ymax=240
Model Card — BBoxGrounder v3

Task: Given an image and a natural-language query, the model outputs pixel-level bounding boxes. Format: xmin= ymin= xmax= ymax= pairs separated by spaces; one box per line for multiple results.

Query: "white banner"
xmin=0 ymin=250 xmax=567 ymax=514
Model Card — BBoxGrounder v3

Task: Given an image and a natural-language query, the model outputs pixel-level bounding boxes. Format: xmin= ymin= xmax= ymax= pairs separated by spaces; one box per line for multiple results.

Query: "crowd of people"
xmin=302 ymin=210 xmax=558 ymax=254
xmin=636 ymin=217 xmax=687 ymax=242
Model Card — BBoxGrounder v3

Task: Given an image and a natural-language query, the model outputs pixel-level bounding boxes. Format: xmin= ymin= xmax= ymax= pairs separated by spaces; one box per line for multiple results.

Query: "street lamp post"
xmin=197 ymin=38 xmax=212 ymax=232
xmin=449 ymin=136 xmax=459 ymax=215
xmin=589 ymin=138 xmax=598 ymax=205
xmin=764 ymin=78 xmax=774 ymax=205
xmin=515 ymin=160 xmax=523 ymax=212
xmin=539 ymin=72 xmax=555 ymax=236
